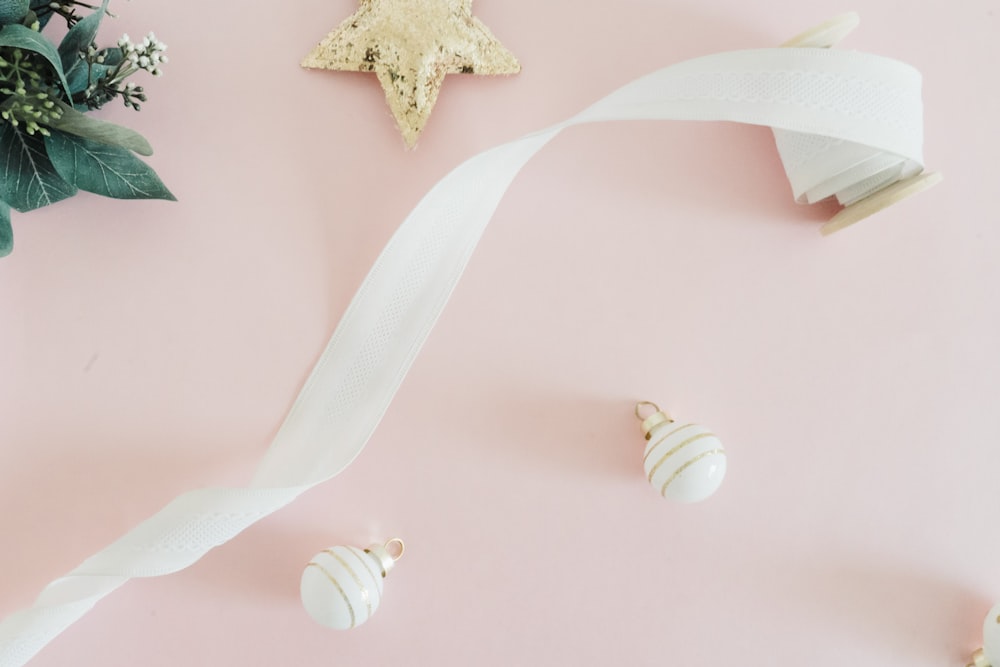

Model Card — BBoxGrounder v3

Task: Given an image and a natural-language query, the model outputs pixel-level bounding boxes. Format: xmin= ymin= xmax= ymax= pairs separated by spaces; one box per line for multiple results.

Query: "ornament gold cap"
xmin=365 ymin=538 xmax=405 ymax=577
xmin=635 ymin=401 xmax=673 ymax=440
xmin=968 ymin=648 xmax=989 ymax=667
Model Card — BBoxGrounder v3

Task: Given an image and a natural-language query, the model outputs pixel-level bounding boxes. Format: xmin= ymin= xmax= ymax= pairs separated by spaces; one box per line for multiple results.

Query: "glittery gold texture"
xmin=326 ymin=550 xmax=372 ymax=617
xmin=642 ymin=423 xmax=698 ymax=466
xmin=659 ymin=449 xmax=726 ymax=497
xmin=345 ymin=548 xmax=382 ymax=605
xmin=306 ymin=562 xmax=357 ymax=628
xmin=302 ymin=0 xmax=520 ymax=147
xmin=646 ymin=432 xmax=716 ymax=483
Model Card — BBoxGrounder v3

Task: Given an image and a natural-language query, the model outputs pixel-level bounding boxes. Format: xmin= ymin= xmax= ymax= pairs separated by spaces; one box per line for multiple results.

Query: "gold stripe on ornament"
xmin=659 ymin=449 xmax=726 ymax=497
xmin=642 ymin=424 xmax=697 ymax=465
xmin=346 ymin=546 xmax=382 ymax=605
xmin=642 ymin=423 xmax=699 ymax=466
xmin=326 ymin=549 xmax=372 ymax=618
xmin=306 ymin=561 xmax=357 ymax=628
xmin=647 ymin=432 xmax=715 ymax=482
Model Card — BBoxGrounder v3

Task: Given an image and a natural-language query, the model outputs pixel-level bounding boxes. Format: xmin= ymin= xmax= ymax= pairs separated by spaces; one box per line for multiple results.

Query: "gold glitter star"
xmin=302 ymin=0 xmax=520 ymax=147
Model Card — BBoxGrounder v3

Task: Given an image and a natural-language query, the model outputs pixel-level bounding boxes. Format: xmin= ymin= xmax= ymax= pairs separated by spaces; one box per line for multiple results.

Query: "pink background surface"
xmin=1 ymin=1 xmax=997 ymax=665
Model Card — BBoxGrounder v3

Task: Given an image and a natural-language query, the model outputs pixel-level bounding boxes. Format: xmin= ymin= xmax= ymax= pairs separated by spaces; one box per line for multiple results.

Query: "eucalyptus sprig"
xmin=0 ymin=0 xmax=173 ymax=258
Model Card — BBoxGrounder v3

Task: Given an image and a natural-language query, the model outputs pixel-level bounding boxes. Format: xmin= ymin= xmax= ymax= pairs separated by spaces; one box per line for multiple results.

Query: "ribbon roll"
xmin=775 ymin=12 xmax=940 ymax=233
xmin=0 ymin=13 xmax=936 ymax=667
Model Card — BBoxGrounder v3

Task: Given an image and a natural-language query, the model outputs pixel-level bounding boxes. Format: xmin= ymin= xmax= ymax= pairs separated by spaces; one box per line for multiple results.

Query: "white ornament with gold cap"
xmin=300 ymin=538 xmax=405 ymax=630
xmin=635 ymin=402 xmax=726 ymax=503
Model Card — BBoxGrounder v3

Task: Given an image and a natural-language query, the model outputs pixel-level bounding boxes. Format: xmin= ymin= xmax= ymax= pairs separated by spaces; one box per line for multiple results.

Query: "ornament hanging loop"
xmin=634 ymin=401 xmax=673 ymax=440
xmin=384 ymin=538 xmax=405 ymax=561
xmin=634 ymin=401 xmax=660 ymax=420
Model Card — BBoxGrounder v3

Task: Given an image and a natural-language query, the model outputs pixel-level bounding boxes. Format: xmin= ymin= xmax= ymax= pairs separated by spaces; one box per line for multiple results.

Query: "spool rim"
xmin=821 ymin=171 xmax=944 ymax=236
xmin=780 ymin=12 xmax=861 ymax=49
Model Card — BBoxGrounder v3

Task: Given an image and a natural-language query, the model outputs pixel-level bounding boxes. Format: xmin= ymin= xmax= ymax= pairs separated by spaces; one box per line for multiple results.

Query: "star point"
xmin=302 ymin=0 xmax=520 ymax=147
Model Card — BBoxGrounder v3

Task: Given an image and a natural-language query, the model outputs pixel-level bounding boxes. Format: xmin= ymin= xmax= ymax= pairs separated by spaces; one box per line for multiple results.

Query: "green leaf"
xmin=0 ymin=0 xmax=30 ymax=25
xmin=0 ymin=199 xmax=12 ymax=257
xmin=0 ymin=121 xmax=78 ymax=212
xmin=45 ymin=130 xmax=175 ymax=201
xmin=59 ymin=0 xmax=109 ymax=87
xmin=0 ymin=24 xmax=71 ymax=96
xmin=48 ymin=101 xmax=154 ymax=156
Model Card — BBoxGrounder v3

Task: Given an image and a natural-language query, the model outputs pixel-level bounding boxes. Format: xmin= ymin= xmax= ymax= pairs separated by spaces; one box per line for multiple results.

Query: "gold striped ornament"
xmin=300 ymin=538 xmax=405 ymax=630
xmin=635 ymin=402 xmax=726 ymax=503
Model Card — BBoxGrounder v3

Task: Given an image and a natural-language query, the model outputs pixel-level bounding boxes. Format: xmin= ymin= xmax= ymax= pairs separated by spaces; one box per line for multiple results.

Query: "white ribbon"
xmin=0 ymin=40 xmax=924 ymax=666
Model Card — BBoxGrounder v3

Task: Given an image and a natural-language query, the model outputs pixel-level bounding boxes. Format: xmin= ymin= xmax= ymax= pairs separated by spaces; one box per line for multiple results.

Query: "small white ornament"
xmin=301 ymin=538 xmax=405 ymax=630
xmin=634 ymin=401 xmax=726 ymax=503
xmin=969 ymin=602 xmax=1000 ymax=667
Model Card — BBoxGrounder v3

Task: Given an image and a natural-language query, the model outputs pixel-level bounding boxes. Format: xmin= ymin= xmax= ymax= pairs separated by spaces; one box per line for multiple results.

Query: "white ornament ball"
xmin=984 ymin=602 xmax=1000 ymax=666
xmin=642 ymin=418 xmax=726 ymax=503
xmin=301 ymin=540 xmax=401 ymax=630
